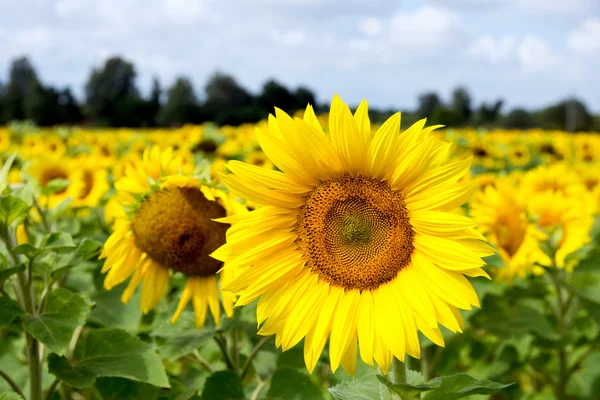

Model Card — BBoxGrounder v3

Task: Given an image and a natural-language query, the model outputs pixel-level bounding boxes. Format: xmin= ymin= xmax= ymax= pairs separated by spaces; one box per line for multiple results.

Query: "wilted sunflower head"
xmin=214 ymin=95 xmax=493 ymax=375
xmin=100 ymin=148 xmax=246 ymax=328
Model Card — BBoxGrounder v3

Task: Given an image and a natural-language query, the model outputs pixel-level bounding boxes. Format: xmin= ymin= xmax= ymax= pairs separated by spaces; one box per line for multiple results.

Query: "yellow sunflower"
xmin=71 ymin=155 xmax=110 ymax=208
xmin=28 ymin=157 xmax=84 ymax=208
xmin=213 ymin=96 xmax=493 ymax=375
xmin=100 ymin=147 xmax=245 ymax=328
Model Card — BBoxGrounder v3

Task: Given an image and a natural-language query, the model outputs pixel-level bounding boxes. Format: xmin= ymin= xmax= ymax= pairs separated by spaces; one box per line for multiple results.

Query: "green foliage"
xmin=266 ymin=367 xmax=324 ymax=400
xmin=200 ymin=371 xmax=244 ymax=400
xmin=48 ymin=328 xmax=170 ymax=388
xmin=22 ymin=288 xmax=89 ymax=354
xmin=0 ymin=296 xmax=23 ymax=328
xmin=0 ymin=195 xmax=29 ymax=226
xmin=329 ymin=374 xmax=390 ymax=400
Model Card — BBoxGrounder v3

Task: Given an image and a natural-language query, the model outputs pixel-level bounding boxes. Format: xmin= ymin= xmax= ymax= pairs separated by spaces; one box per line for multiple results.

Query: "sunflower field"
xmin=0 ymin=97 xmax=599 ymax=400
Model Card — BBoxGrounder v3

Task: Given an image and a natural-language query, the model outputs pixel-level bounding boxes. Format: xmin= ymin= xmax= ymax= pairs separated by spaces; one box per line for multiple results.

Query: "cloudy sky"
xmin=1 ymin=0 xmax=599 ymax=112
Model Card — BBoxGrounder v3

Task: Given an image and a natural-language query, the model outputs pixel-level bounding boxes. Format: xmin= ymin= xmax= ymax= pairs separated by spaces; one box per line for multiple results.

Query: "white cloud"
xmin=468 ymin=35 xmax=516 ymax=63
xmin=568 ymin=18 xmax=600 ymax=54
xmin=359 ymin=17 xmax=383 ymax=37
xmin=517 ymin=34 xmax=560 ymax=72
xmin=268 ymin=29 xmax=307 ymax=47
xmin=515 ymin=0 xmax=598 ymax=16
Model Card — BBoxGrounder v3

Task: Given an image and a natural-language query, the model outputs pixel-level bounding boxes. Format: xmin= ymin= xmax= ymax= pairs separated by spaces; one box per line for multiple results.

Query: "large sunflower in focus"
xmin=213 ymin=96 xmax=493 ymax=375
xmin=100 ymin=147 xmax=245 ymax=327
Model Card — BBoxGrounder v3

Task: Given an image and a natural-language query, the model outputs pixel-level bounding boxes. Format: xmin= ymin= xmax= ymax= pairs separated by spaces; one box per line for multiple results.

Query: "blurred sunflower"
xmin=71 ymin=155 xmax=110 ymax=207
xmin=470 ymin=179 xmax=549 ymax=280
xmin=213 ymin=95 xmax=492 ymax=375
xmin=508 ymin=143 xmax=531 ymax=167
xmin=100 ymin=147 xmax=246 ymax=328
xmin=28 ymin=157 xmax=83 ymax=208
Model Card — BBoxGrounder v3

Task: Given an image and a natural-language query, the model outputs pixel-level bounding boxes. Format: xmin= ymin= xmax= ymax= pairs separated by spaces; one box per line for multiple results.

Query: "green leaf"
xmin=95 ymin=377 xmax=161 ymax=400
xmin=566 ymin=352 xmax=600 ymax=398
xmin=0 ymin=196 xmax=29 ymax=226
xmin=22 ymin=288 xmax=89 ymax=355
xmin=41 ymin=178 xmax=70 ymax=196
xmin=201 ymin=371 xmax=244 ymax=400
xmin=570 ymin=271 xmax=600 ymax=304
xmin=329 ymin=373 xmax=391 ymax=400
xmin=0 ymin=297 xmax=23 ymax=328
xmin=87 ymin=287 xmax=142 ymax=333
xmin=0 ymin=264 xmax=25 ymax=281
xmin=377 ymin=375 xmax=434 ymax=399
xmin=12 ymin=184 xmax=33 ymax=206
xmin=267 ymin=367 xmax=323 ymax=400
xmin=0 ymin=392 xmax=24 ymax=400
xmin=48 ymin=328 xmax=170 ymax=388
xmin=42 ymin=232 xmax=76 ymax=252
xmin=12 ymin=244 xmax=40 ymax=259
xmin=422 ymin=373 xmax=513 ymax=400
xmin=0 ymin=153 xmax=17 ymax=193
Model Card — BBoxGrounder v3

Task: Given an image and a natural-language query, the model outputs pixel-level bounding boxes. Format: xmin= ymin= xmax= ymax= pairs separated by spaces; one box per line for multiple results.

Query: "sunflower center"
xmin=40 ymin=167 xmax=69 ymax=194
xmin=296 ymin=175 xmax=414 ymax=291
xmin=79 ymin=170 xmax=94 ymax=199
xmin=132 ymin=186 xmax=228 ymax=276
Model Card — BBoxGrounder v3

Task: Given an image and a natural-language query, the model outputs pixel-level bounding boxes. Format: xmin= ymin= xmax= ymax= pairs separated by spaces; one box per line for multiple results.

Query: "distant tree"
xmin=472 ymin=99 xmax=504 ymax=126
xmin=416 ymin=92 xmax=441 ymax=119
xmin=2 ymin=57 xmax=40 ymax=122
xmin=0 ymin=81 xmax=5 ymax=124
xmin=157 ymin=77 xmax=200 ymax=126
xmin=431 ymin=106 xmax=463 ymax=127
xmin=503 ymin=108 xmax=534 ymax=129
xmin=258 ymin=79 xmax=296 ymax=113
xmin=57 ymin=88 xmax=83 ymax=124
xmin=204 ymin=72 xmax=253 ymax=109
xmin=294 ymin=86 xmax=316 ymax=109
xmin=536 ymin=98 xmax=592 ymax=132
xmin=451 ymin=86 xmax=472 ymax=125
xmin=84 ymin=56 xmax=142 ymax=126
xmin=23 ymin=81 xmax=62 ymax=125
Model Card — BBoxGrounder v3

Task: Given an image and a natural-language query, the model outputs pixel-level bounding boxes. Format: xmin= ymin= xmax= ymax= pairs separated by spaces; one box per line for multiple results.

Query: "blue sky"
xmin=1 ymin=0 xmax=599 ymax=112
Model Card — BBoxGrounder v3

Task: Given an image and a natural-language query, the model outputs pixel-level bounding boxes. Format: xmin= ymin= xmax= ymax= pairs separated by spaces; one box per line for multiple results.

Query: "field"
xmin=0 ymin=105 xmax=599 ymax=400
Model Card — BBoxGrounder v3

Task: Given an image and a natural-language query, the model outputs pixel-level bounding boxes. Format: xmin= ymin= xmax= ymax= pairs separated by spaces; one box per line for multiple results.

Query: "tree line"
xmin=0 ymin=56 xmax=598 ymax=131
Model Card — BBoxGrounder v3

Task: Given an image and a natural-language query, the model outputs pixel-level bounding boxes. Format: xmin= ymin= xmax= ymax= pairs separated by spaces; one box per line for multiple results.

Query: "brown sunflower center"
xmin=79 ymin=170 xmax=95 ymax=199
xmin=132 ymin=186 xmax=228 ymax=276
xmin=296 ymin=175 xmax=414 ymax=291
xmin=40 ymin=167 xmax=69 ymax=194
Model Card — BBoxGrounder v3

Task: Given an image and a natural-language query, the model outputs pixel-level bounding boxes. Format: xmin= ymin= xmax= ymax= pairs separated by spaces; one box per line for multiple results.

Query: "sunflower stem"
xmin=240 ymin=336 xmax=271 ymax=380
xmin=0 ymin=368 xmax=25 ymax=398
xmin=392 ymin=357 xmax=407 ymax=388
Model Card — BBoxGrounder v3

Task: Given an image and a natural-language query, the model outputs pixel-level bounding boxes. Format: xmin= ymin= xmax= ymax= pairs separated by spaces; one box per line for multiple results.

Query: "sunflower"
xmin=100 ymin=146 xmax=245 ymax=328
xmin=28 ymin=157 xmax=84 ymax=208
xmin=68 ymin=155 xmax=110 ymax=208
xmin=213 ymin=96 xmax=493 ymax=375
xmin=508 ymin=143 xmax=531 ymax=168
xmin=470 ymin=179 xmax=549 ymax=280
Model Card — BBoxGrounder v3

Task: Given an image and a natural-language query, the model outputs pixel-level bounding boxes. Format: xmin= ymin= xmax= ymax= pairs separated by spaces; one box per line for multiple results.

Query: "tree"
xmin=503 ymin=108 xmax=534 ymax=129
xmin=472 ymin=99 xmax=504 ymax=126
xmin=258 ymin=79 xmax=296 ymax=113
xmin=536 ymin=98 xmax=593 ymax=132
xmin=294 ymin=86 xmax=316 ymax=109
xmin=451 ymin=86 xmax=472 ymax=125
xmin=157 ymin=77 xmax=200 ymax=126
xmin=2 ymin=57 xmax=40 ymax=122
xmin=416 ymin=92 xmax=441 ymax=119
xmin=204 ymin=72 xmax=253 ymax=109
xmin=84 ymin=56 xmax=142 ymax=126
xmin=23 ymin=81 xmax=61 ymax=125
xmin=57 ymin=88 xmax=83 ymax=124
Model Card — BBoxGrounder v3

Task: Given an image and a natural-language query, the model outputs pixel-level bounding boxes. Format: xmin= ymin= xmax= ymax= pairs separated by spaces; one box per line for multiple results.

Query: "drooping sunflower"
xmin=100 ymin=146 xmax=245 ymax=327
xmin=213 ymin=96 xmax=493 ymax=375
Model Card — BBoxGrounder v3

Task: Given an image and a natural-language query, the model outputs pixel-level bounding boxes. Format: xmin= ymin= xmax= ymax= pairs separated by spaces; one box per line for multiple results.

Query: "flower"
xmin=213 ymin=95 xmax=492 ymax=375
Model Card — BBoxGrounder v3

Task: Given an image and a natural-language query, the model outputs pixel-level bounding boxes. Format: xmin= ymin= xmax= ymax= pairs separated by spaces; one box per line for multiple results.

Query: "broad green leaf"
xmin=422 ymin=373 xmax=513 ymax=400
xmin=267 ymin=367 xmax=323 ymax=400
xmin=570 ymin=272 xmax=600 ymax=304
xmin=48 ymin=328 xmax=170 ymax=388
xmin=566 ymin=352 xmax=600 ymax=399
xmin=0 ymin=264 xmax=25 ymax=281
xmin=12 ymin=183 xmax=33 ymax=206
xmin=22 ymin=288 xmax=89 ymax=354
xmin=88 ymin=287 xmax=142 ymax=333
xmin=329 ymin=373 xmax=391 ymax=400
xmin=0 ymin=153 xmax=17 ymax=193
xmin=41 ymin=178 xmax=70 ymax=196
xmin=12 ymin=244 xmax=40 ymax=259
xmin=0 ymin=196 xmax=29 ymax=226
xmin=276 ymin=346 xmax=304 ymax=370
xmin=95 ymin=377 xmax=161 ymax=400
xmin=0 ymin=297 xmax=23 ymax=328
xmin=42 ymin=232 xmax=76 ymax=252
xmin=377 ymin=374 xmax=434 ymax=399
xmin=201 ymin=371 xmax=244 ymax=400
xmin=0 ymin=392 xmax=23 ymax=400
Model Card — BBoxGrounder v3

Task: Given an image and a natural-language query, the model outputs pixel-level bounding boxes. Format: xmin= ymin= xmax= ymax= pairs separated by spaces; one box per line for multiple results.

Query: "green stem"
xmin=45 ymin=379 xmax=60 ymax=400
xmin=0 ymin=368 xmax=25 ymax=398
xmin=421 ymin=347 xmax=432 ymax=381
xmin=240 ymin=336 xmax=271 ymax=380
xmin=393 ymin=357 xmax=407 ymax=384
xmin=33 ymin=197 xmax=51 ymax=233
xmin=214 ymin=334 xmax=235 ymax=370
xmin=192 ymin=350 xmax=215 ymax=374
xmin=548 ymin=268 xmax=570 ymax=400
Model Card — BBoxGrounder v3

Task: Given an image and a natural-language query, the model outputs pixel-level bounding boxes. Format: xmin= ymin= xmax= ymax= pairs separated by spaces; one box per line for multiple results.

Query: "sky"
xmin=0 ymin=0 xmax=599 ymax=112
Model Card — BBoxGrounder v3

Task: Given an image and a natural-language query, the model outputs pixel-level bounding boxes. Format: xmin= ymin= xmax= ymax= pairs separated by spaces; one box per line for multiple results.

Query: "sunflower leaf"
xmin=42 ymin=232 xmax=76 ymax=252
xmin=41 ymin=178 xmax=70 ymax=196
xmin=0 ymin=296 xmax=23 ymax=328
xmin=0 ymin=263 xmax=25 ymax=282
xmin=377 ymin=374 xmax=435 ymax=399
xmin=0 ymin=195 xmax=29 ymax=227
xmin=22 ymin=288 xmax=90 ymax=355
xmin=267 ymin=367 xmax=323 ymax=400
xmin=94 ymin=377 xmax=161 ymax=400
xmin=48 ymin=328 xmax=170 ymax=388
xmin=201 ymin=371 xmax=244 ymax=400
xmin=0 ymin=392 xmax=23 ymax=400
xmin=0 ymin=152 xmax=17 ymax=194
xmin=422 ymin=373 xmax=513 ymax=400
xmin=329 ymin=373 xmax=391 ymax=400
